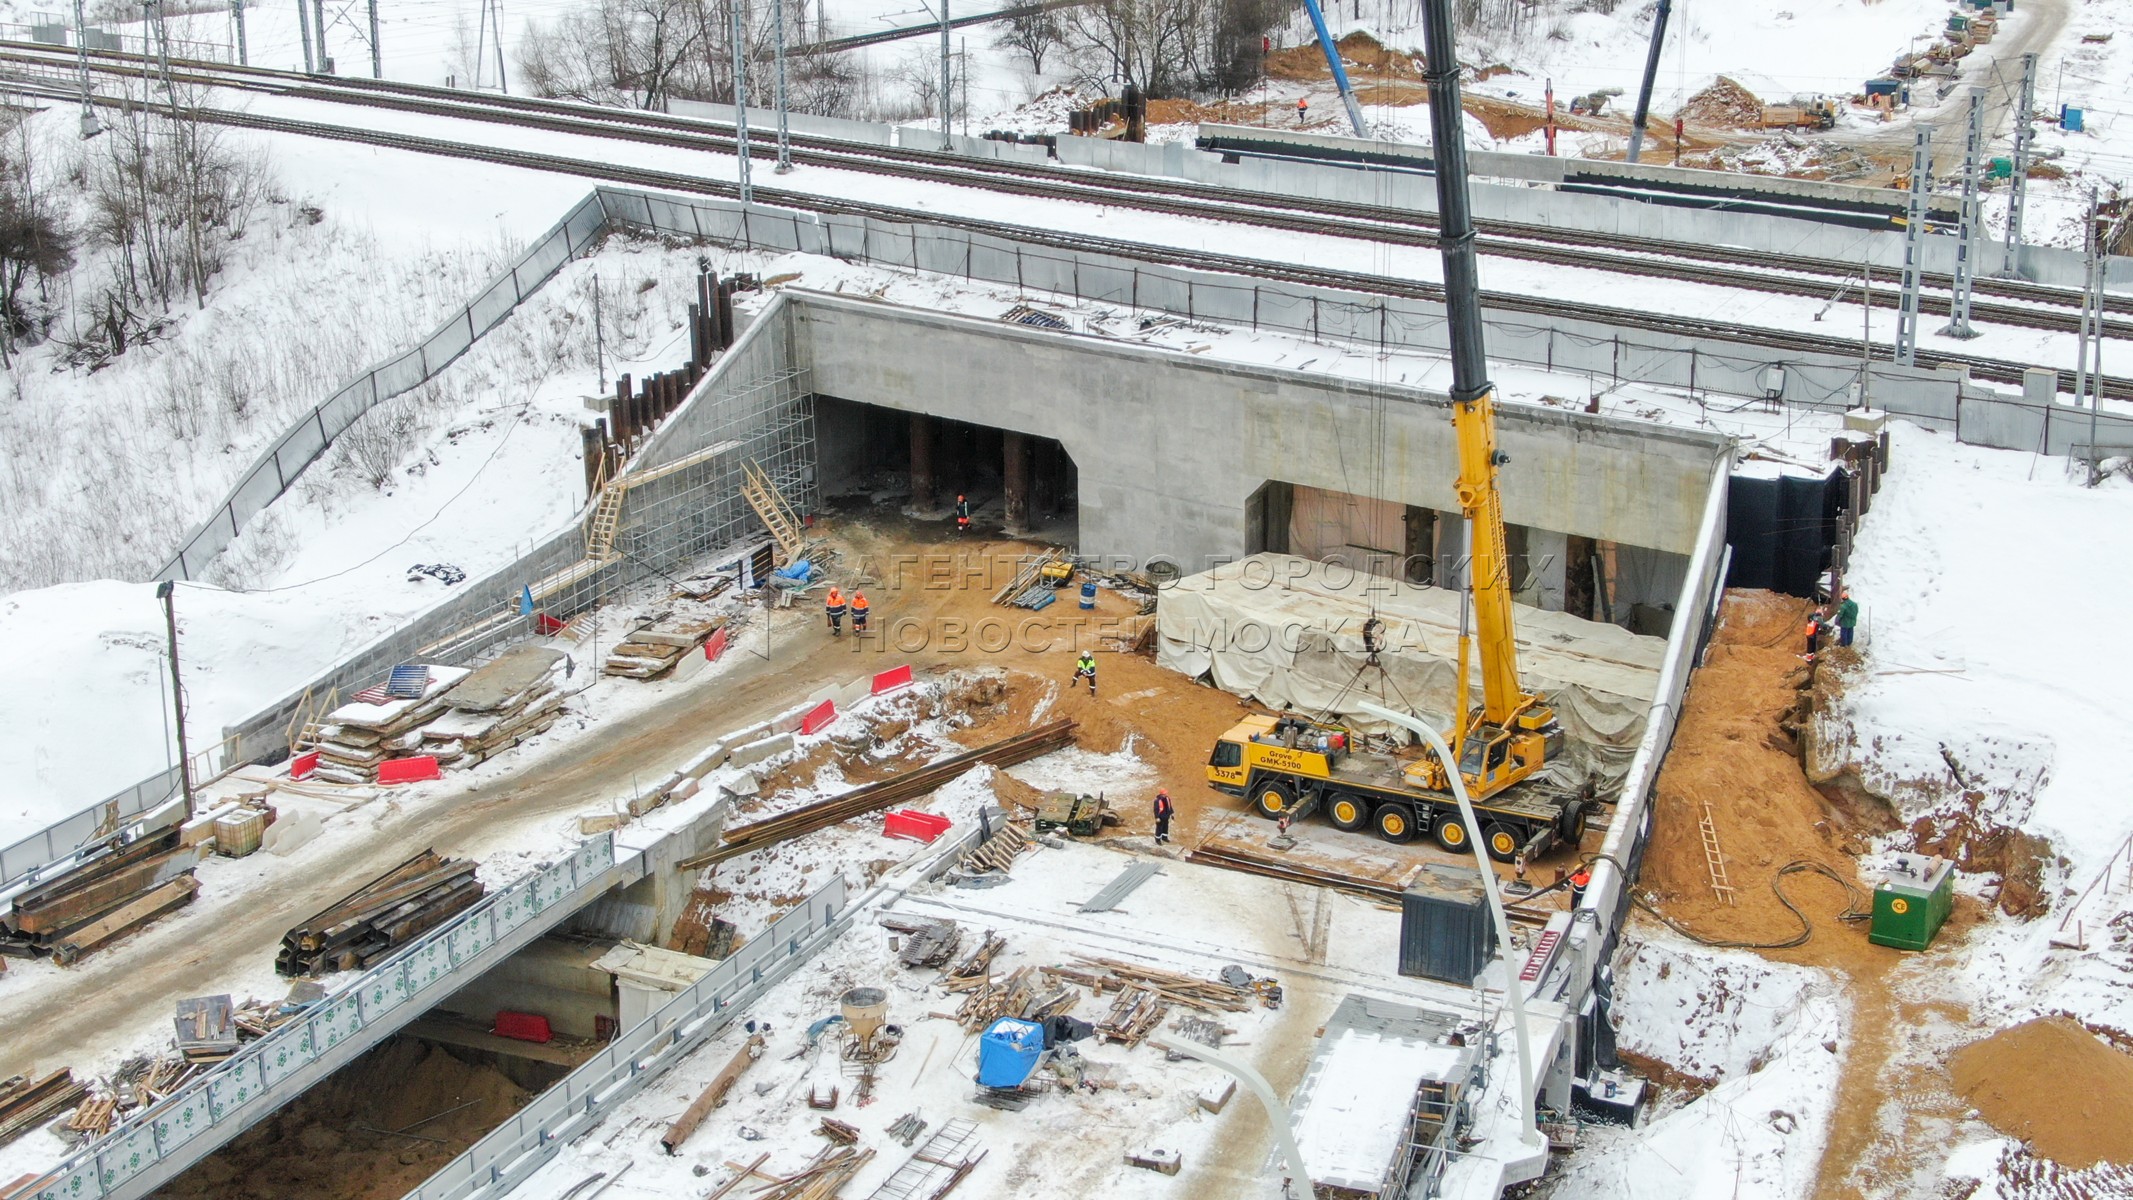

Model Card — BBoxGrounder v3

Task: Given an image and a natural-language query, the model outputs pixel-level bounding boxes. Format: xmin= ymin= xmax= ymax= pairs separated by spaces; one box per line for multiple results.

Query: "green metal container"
xmin=1869 ymin=856 xmax=1954 ymax=951
xmin=1989 ymin=156 xmax=2014 ymax=179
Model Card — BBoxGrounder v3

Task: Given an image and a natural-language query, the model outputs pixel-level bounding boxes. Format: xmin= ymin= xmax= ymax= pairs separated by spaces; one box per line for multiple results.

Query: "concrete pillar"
xmin=1003 ymin=430 xmax=1030 ymax=533
xmin=909 ymin=413 xmax=936 ymax=512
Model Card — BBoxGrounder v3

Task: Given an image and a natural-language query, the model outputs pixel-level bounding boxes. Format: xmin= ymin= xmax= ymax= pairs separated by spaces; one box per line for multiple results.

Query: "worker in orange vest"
xmin=955 ymin=494 xmax=970 ymax=536
xmin=1803 ymin=610 xmax=1824 ymax=660
xmin=1296 ymin=96 xmax=1309 ymax=124
xmin=825 ymin=586 xmax=846 ymax=637
xmin=1569 ymin=864 xmax=1591 ymax=907
xmin=849 ymin=591 xmax=870 ymax=635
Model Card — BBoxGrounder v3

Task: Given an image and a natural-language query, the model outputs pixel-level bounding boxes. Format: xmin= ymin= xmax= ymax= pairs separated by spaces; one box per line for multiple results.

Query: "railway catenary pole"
xmin=2001 ymin=52 xmax=2037 ymax=277
xmin=937 ymin=0 xmax=950 ymax=149
xmin=297 ymin=0 xmax=313 ymax=72
xmin=1896 ymin=127 xmax=1931 ymax=366
xmin=1624 ymin=0 xmax=1672 ymax=164
xmin=155 ymin=581 xmax=195 ymax=820
xmin=74 ymin=0 xmax=99 ymax=136
xmin=772 ymin=0 xmax=791 ymax=172
xmin=1940 ymin=86 xmax=1984 ymax=339
xmin=313 ymin=0 xmax=327 ymax=71
xmin=730 ymin=0 xmax=753 ymax=204
xmin=230 ymin=0 xmax=247 ymax=66
xmin=369 ymin=0 xmax=381 ymax=77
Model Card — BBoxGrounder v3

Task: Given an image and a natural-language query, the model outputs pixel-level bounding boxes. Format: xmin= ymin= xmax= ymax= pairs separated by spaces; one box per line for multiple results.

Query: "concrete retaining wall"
xmin=794 ymin=292 xmax=1729 ymax=570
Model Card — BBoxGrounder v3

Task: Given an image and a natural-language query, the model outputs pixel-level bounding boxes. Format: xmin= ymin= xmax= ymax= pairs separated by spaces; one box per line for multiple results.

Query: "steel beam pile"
xmin=684 ymin=720 xmax=1078 ymax=868
xmin=275 ymin=849 xmax=484 ymax=977
xmin=2 ymin=834 xmax=200 ymax=965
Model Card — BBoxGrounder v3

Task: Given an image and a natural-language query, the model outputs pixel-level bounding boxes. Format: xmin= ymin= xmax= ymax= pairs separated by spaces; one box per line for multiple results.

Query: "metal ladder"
xmin=741 ymin=459 xmax=807 ymax=566
xmin=1700 ymin=801 xmax=1735 ymax=905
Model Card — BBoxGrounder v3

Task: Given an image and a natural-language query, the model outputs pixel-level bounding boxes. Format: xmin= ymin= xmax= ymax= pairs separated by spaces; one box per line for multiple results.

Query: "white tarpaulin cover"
xmin=1155 ymin=554 xmax=1665 ymax=784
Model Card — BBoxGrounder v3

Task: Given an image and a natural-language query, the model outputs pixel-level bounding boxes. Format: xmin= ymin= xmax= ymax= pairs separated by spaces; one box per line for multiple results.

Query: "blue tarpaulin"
xmin=977 ymin=1017 xmax=1046 ymax=1088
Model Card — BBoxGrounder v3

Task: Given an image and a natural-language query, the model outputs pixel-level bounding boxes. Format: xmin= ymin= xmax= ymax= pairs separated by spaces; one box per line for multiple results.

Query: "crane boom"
xmin=1417 ymin=0 xmax=1556 ymax=796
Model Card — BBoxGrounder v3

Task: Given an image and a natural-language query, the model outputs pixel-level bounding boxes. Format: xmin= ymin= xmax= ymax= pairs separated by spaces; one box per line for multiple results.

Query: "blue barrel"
xmin=1079 ymin=581 xmax=1097 ymax=609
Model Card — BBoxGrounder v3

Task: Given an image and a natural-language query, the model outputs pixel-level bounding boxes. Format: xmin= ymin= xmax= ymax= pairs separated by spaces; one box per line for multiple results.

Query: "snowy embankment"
xmin=1814 ymin=425 xmax=2133 ymax=1036
xmin=1546 ymin=935 xmax=1843 ymax=1200
xmin=0 ymin=227 xmax=742 ymax=847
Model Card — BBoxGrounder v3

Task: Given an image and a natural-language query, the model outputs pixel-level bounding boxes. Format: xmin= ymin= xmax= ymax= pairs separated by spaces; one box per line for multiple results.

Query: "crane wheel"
xmin=1327 ymin=794 xmax=1369 ymax=832
xmin=1484 ymin=823 xmax=1521 ymax=863
xmin=1375 ymin=805 xmax=1417 ymax=844
xmin=1252 ymin=780 xmax=1296 ymax=820
xmin=1433 ymin=814 xmax=1469 ymax=852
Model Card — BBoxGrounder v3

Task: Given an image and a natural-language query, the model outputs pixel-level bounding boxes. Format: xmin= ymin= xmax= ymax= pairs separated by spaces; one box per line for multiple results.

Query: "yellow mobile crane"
xmin=1206 ymin=19 xmax=1576 ymax=860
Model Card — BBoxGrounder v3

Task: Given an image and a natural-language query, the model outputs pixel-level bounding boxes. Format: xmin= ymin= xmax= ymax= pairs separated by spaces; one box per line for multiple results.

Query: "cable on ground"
xmin=1632 ymin=860 xmax=1869 ymax=950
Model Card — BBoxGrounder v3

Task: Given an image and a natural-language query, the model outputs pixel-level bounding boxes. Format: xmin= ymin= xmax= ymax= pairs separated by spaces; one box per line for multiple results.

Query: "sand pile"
xmin=1951 ymin=1017 xmax=2133 ymax=1169
xmin=1680 ymin=76 xmax=1765 ymax=128
xmin=1643 ymin=590 xmax=1887 ymax=945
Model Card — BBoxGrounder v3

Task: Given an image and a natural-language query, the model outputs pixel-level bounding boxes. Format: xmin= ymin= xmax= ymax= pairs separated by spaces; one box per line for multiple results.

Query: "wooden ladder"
xmin=585 ymin=485 xmax=627 ymax=562
xmin=1700 ymin=801 xmax=1736 ymax=905
xmin=740 ymin=459 xmax=806 ymax=564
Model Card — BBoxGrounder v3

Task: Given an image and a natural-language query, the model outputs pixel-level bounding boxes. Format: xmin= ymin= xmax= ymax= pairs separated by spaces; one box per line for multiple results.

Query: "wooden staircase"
xmin=741 ymin=459 xmax=806 ymax=565
xmin=585 ymin=485 xmax=627 ymax=562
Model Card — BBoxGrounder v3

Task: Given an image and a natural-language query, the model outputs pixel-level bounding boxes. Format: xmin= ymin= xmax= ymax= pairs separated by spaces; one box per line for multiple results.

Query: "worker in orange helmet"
xmin=825 ymin=585 xmax=846 ymax=637
xmin=955 ymin=494 xmax=971 ymax=536
xmin=1569 ymin=864 xmax=1592 ymax=907
xmin=850 ymin=590 xmax=870 ymax=636
xmin=1153 ymin=788 xmax=1174 ymax=845
xmin=1296 ymin=96 xmax=1309 ymax=124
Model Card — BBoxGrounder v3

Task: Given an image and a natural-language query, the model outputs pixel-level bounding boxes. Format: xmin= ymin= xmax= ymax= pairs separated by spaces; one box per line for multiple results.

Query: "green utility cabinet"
xmin=1869 ymin=856 xmax=1954 ymax=950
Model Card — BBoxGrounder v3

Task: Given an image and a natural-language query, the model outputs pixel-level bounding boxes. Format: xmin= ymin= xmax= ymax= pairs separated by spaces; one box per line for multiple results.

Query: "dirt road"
xmin=1845 ymin=0 xmax=2068 ymax=173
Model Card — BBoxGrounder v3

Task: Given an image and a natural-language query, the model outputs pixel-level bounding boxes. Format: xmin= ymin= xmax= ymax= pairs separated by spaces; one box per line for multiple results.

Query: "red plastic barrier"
xmin=800 ymin=699 xmax=837 ymax=736
xmin=289 ymin=751 xmax=320 ymax=782
xmin=493 ymin=1011 xmax=553 ymax=1043
xmin=871 ymin=664 xmax=914 ymax=695
xmin=376 ymin=756 xmax=442 ymax=785
xmin=883 ymin=809 xmax=952 ymax=843
xmin=534 ymin=612 xmax=566 ymax=635
xmin=704 ymin=626 xmax=730 ymax=662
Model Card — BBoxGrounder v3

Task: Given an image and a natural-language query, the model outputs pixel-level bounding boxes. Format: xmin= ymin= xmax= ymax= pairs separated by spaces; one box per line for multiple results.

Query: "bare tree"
xmin=995 ymin=7 xmax=1066 ymax=74
xmin=0 ymin=119 xmax=75 ymax=364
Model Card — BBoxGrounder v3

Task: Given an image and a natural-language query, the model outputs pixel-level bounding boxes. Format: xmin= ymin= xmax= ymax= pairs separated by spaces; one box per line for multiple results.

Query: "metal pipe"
xmin=1625 ymin=0 xmax=1671 ymax=164
xmin=1358 ymin=699 xmax=1540 ymax=1152
xmin=1416 ymin=0 xmax=1486 ymax=401
xmin=1148 ymin=1036 xmax=1313 ymax=1190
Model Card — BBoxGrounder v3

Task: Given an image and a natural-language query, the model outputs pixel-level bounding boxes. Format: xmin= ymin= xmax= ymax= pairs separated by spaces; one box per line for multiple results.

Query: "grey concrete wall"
xmin=791 ymin=292 xmax=1728 ymax=572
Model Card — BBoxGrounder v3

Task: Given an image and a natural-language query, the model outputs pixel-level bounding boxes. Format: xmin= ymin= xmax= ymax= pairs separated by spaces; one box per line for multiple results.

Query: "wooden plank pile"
xmin=0 ymin=1071 xmax=86 ymax=1149
xmin=947 ymin=966 xmax=1036 ymax=1033
xmin=604 ymin=616 xmax=726 ymax=679
xmin=947 ymin=931 xmax=1005 ymax=981
xmin=1059 ymin=956 xmax=1253 ymax=1013
xmin=276 ymin=850 xmax=484 ymax=977
xmin=1 ymin=834 xmax=200 ymax=965
xmin=707 ymin=1146 xmax=874 ymax=1200
xmin=1091 ymin=985 xmax=1168 ymax=1048
xmin=955 ymin=823 xmax=1036 ymax=876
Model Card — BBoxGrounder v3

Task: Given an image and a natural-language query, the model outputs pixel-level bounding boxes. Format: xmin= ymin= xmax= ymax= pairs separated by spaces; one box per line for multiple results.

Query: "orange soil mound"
xmin=1951 ymin=1017 xmax=2133 ymax=1169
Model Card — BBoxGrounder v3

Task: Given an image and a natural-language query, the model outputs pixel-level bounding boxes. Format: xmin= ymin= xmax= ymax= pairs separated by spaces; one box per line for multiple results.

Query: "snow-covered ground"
xmin=1545 ymin=936 xmax=1845 ymax=1200
xmin=1822 ymin=423 xmax=2133 ymax=1037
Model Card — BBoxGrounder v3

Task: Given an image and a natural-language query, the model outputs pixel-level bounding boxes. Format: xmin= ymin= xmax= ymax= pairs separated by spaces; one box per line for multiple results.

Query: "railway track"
xmin=8 ymin=40 xmax=2127 ymax=340
xmin=10 ymin=52 xmax=2127 ymax=396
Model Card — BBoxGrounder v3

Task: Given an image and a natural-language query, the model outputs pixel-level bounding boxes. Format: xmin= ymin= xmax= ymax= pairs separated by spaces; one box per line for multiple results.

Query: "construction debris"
xmin=948 ymin=931 xmax=1006 ymax=981
xmin=955 ymin=823 xmax=1036 ymax=877
xmin=882 ymin=917 xmax=962 ymax=969
xmin=686 ymin=721 xmax=1076 ymax=868
xmin=604 ymin=616 xmax=726 ymax=679
xmin=869 ymin=1118 xmax=982 ymax=1199
xmin=816 ymin=1117 xmax=858 ymax=1143
xmin=885 ymin=1112 xmax=927 ymax=1147
xmin=1091 ymin=985 xmax=1169 ymax=1048
xmin=0 ymin=1071 xmax=87 ymax=1149
xmin=275 ymin=850 xmax=485 ymax=977
xmin=1125 ymin=1148 xmax=1182 ymax=1176
xmin=173 ymin=995 xmax=239 ymax=1061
